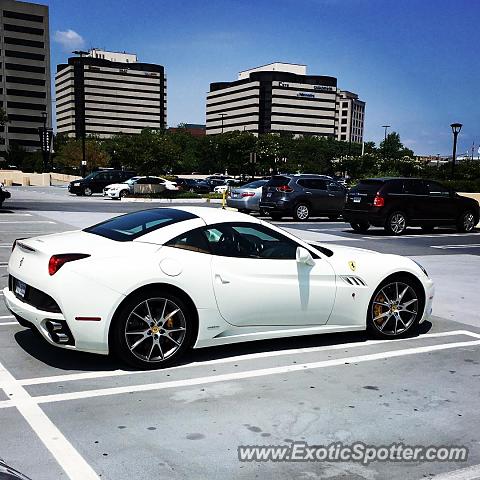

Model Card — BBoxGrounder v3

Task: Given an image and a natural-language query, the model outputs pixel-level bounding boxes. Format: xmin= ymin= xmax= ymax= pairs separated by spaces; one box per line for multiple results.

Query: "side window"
xmin=404 ymin=180 xmax=427 ymax=195
xmin=426 ymin=181 xmax=450 ymax=196
xmin=95 ymin=172 xmax=107 ymax=181
xmin=310 ymin=179 xmax=327 ymax=190
xmin=165 ymin=228 xmax=210 ymax=254
xmin=204 ymin=223 xmax=299 ymax=259
xmin=384 ymin=180 xmax=403 ymax=194
xmin=297 ymin=179 xmax=312 ymax=189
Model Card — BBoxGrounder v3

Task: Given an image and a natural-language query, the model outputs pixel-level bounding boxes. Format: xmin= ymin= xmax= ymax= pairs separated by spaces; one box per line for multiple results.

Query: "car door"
xmin=91 ymin=172 xmax=108 ymax=192
xmin=424 ymin=180 xmax=456 ymax=222
xmin=327 ymin=181 xmax=346 ymax=213
xmin=205 ymin=222 xmax=337 ymax=327
xmin=308 ymin=179 xmax=331 ymax=213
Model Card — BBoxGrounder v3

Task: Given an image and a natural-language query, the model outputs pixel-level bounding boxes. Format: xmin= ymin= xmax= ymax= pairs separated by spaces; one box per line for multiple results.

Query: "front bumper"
xmin=68 ymin=183 xmax=84 ymax=194
xmin=103 ymin=189 xmax=120 ymax=198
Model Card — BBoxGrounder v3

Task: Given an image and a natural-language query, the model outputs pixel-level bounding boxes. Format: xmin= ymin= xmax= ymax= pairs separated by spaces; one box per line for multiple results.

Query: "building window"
xmin=341 ymin=126 xmax=347 ymax=132
xmin=342 ymin=110 xmax=348 ymax=116
xmin=341 ymin=118 xmax=347 ymax=124
xmin=342 ymin=102 xmax=348 ymax=108
xmin=341 ymin=134 xmax=346 ymax=140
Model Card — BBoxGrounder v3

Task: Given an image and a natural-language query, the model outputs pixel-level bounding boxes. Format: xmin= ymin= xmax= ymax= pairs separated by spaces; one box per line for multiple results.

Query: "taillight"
xmin=373 ymin=195 xmax=385 ymax=207
xmin=48 ymin=254 xmax=90 ymax=276
xmin=276 ymin=185 xmax=293 ymax=193
xmin=241 ymin=192 xmax=255 ymax=197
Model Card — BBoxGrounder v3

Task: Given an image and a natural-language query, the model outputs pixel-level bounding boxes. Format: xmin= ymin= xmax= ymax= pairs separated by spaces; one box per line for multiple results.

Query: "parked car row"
xmin=252 ymin=174 xmax=479 ymax=235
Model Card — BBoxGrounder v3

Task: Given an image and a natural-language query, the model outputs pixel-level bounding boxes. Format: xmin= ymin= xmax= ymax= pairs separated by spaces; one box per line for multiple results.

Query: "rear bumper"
xmin=227 ymin=197 xmax=260 ymax=211
xmin=259 ymin=200 xmax=292 ymax=213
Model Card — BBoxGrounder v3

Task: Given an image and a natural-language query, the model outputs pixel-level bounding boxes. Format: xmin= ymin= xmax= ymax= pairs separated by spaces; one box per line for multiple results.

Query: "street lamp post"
xmin=73 ymin=50 xmax=89 ymax=177
xmin=382 ymin=125 xmax=391 ymax=160
xmin=450 ymin=123 xmax=462 ymax=179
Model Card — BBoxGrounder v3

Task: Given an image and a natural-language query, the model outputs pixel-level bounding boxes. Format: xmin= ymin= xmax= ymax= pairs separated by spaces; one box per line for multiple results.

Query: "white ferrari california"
xmin=3 ymin=207 xmax=434 ymax=369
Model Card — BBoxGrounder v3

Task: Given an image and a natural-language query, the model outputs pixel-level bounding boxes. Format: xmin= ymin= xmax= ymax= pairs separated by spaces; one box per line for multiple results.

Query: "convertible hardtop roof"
xmin=169 ymin=206 xmax=262 ymax=225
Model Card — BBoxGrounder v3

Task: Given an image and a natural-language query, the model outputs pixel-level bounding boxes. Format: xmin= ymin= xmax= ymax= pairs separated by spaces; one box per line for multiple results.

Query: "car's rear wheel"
xmin=350 ymin=221 xmax=370 ymax=233
xmin=83 ymin=187 xmax=92 ymax=196
xmin=293 ymin=203 xmax=310 ymax=221
xmin=457 ymin=210 xmax=476 ymax=233
xmin=112 ymin=291 xmax=194 ymax=369
xmin=385 ymin=211 xmax=407 ymax=235
xmin=367 ymin=276 xmax=422 ymax=338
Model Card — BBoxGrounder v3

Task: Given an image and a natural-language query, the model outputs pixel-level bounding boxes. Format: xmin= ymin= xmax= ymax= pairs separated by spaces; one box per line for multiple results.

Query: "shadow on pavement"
xmin=14 ymin=320 xmax=433 ymax=373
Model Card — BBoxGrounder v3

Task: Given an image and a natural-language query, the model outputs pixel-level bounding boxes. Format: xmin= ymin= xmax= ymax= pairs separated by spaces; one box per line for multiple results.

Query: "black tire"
xmin=270 ymin=213 xmax=283 ymax=221
xmin=350 ymin=221 xmax=370 ymax=233
xmin=111 ymin=289 xmax=195 ymax=369
xmin=385 ymin=211 xmax=407 ymax=235
xmin=367 ymin=275 xmax=423 ymax=339
xmin=293 ymin=203 xmax=310 ymax=221
xmin=259 ymin=208 xmax=269 ymax=217
xmin=457 ymin=210 xmax=476 ymax=233
xmin=328 ymin=215 xmax=339 ymax=221
xmin=239 ymin=209 xmax=251 ymax=214
xmin=119 ymin=189 xmax=128 ymax=198
xmin=421 ymin=225 xmax=434 ymax=233
xmin=83 ymin=187 xmax=93 ymax=196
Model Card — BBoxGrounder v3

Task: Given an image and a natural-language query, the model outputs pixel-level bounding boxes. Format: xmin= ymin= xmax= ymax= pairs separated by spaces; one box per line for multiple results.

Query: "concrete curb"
xmin=120 ymin=197 xmax=223 ymax=204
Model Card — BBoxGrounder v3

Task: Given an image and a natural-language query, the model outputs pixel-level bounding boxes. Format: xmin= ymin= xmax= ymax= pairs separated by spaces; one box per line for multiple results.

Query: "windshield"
xmin=125 ymin=177 xmax=142 ymax=185
xmin=84 ymin=208 xmax=198 ymax=241
xmin=82 ymin=172 xmax=98 ymax=180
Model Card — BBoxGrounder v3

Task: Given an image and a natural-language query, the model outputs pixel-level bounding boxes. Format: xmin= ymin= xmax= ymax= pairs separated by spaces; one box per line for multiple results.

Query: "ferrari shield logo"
xmin=348 ymin=261 xmax=356 ymax=272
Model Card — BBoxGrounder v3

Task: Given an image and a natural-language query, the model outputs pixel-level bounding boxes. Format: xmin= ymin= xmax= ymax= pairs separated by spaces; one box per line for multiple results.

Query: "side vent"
xmin=340 ymin=275 xmax=367 ymax=287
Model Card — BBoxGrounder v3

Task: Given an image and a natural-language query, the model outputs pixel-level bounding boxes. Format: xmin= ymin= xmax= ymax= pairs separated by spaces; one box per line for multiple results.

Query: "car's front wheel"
xmin=367 ymin=276 xmax=422 ymax=338
xmin=119 ymin=189 xmax=128 ymax=198
xmin=83 ymin=187 xmax=93 ymax=196
xmin=293 ymin=203 xmax=310 ymax=221
xmin=112 ymin=290 xmax=195 ymax=369
xmin=457 ymin=210 xmax=476 ymax=233
xmin=385 ymin=211 xmax=407 ymax=235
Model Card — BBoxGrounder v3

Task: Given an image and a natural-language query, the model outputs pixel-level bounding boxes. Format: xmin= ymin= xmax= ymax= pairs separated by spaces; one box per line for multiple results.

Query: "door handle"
xmin=305 ymin=192 xmax=312 ymax=195
xmin=328 ymin=194 xmax=335 ymax=197
xmin=215 ymin=274 xmax=230 ymax=284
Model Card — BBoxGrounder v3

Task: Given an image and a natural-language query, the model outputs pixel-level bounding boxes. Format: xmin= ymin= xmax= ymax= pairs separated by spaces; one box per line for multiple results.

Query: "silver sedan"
xmin=226 ymin=179 xmax=268 ymax=213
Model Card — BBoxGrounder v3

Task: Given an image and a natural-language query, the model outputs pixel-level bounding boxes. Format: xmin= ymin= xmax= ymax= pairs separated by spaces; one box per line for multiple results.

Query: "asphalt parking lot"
xmin=1 ymin=186 xmax=480 ymax=480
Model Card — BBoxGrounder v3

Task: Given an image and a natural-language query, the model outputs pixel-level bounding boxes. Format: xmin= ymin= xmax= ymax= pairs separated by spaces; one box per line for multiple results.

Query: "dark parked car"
xmin=68 ymin=170 xmax=136 ymax=196
xmin=259 ymin=174 xmax=347 ymax=221
xmin=176 ymin=178 xmax=211 ymax=194
xmin=343 ymin=177 xmax=480 ymax=235
xmin=0 ymin=183 xmax=11 ymax=208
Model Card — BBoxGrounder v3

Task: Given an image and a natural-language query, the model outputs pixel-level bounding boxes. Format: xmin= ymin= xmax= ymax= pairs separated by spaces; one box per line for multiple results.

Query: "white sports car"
xmin=3 ymin=207 xmax=434 ymax=369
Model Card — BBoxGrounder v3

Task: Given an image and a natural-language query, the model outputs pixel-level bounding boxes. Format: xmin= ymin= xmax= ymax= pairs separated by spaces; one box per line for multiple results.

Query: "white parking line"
xmin=0 ymin=322 xmax=18 ymax=326
xmin=364 ymin=233 xmax=480 ymax=240
xmin=0 ymin=221 xmax=56 ymax=224
xmin=0 ymin=315 xmax=13 ymax=320
xmin=0 ymin=399 xmax=14 ymax=409
xmin=0 ymin=214 xmax=32 ymax=217
xmin=426 ymin=464 xmax=480 ymax=480
xmin=31 ymin=336 xmax=480 ymax=405
xmin=0 ymin=359 xmax=100 ymax=480
xmin=19 ymin=330 xmax=472 ymax=386
xmin=431 ymin=244 xmax=480 ymax=250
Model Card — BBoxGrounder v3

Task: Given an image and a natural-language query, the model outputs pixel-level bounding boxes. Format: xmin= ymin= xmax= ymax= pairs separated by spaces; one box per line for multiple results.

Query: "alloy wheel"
xmin=295 ymin=204 xmax=309 ymax=221
xmin=463 ymin=212 xmax=475 ymax=232
xmin=371 ymin=281 xmax=418 ymax=336
xmin=125 ymin=297 xmax=186 ymax=363
xmin=389 ymin=213 xmax=406 ymax=234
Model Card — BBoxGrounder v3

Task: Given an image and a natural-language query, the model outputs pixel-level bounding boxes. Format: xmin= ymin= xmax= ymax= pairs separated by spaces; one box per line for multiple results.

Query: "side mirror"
xmin=296 ymin=247 xmax=315 ymax=266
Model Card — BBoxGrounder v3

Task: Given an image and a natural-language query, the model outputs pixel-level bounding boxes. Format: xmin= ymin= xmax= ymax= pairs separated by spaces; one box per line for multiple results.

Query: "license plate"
xmin=267 ymin=193 xmax=272 ymax=197
xmin=353 ymin=197 xmax=361 ymax=203
xmin=15 ymin=280 xmax=26 ymax=298
xmin=231 ymin=192 xmax=238 ymax=198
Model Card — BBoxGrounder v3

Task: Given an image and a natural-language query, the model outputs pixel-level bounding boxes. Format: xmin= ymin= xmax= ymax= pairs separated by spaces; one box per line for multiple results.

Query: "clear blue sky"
xmin=45 ymin=0 xmax=479 ymax=155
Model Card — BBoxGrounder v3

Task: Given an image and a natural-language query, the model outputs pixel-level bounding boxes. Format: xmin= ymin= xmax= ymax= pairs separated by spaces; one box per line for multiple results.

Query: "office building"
xmin=206 ymin=63 xmax=365 ymax=144
xmin=0 ymin=0 xmax=51 ymax=153
xmin=55 ymin=49 xmax=166 ymax=139
xmin=336 ymin=90 xmax=365 ymax=144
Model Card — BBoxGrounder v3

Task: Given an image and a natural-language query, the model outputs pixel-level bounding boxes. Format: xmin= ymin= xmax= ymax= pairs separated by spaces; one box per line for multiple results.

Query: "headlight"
xmin=412 ymin=260 xmax=428 ymax=277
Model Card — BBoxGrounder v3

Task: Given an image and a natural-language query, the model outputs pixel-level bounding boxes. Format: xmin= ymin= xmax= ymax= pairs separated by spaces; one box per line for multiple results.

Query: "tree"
xmin=55 ymin=137 xmax=110 ymax=172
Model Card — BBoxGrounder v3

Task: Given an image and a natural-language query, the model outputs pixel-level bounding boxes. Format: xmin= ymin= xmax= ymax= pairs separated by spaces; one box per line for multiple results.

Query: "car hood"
xmin=104 ymin=183 xmax=128 ymax=189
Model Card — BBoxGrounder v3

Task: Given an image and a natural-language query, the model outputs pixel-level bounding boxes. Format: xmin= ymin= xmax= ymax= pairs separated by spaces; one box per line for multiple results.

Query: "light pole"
xmin=219 ymin=113 xmax=227 ymax=134
xmin=382 ymin=125 xmax=390 ymax=160
xmin=450 ymin=123 xmax=462 ymax=179
xmin=73 ymin=50 xmax=89 ymax=177
xmin=38 ymin=111 xmax=52 ymax=173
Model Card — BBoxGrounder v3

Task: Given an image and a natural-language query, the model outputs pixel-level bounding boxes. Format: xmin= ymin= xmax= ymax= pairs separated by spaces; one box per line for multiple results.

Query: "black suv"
xmin=259 ymin=174 xmax=347 ymax=221
xmin=68 ymin=170 xmax=136 ymax=196
xmin=343 ymin=177 xmax=479 ymax=235
xmin=0 ymin=183 xmax=11 ymax=208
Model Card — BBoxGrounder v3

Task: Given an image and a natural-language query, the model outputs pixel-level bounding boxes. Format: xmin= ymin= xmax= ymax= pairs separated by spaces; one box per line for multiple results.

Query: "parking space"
xmin=1 ymin=187 xmax=480 ymax=479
